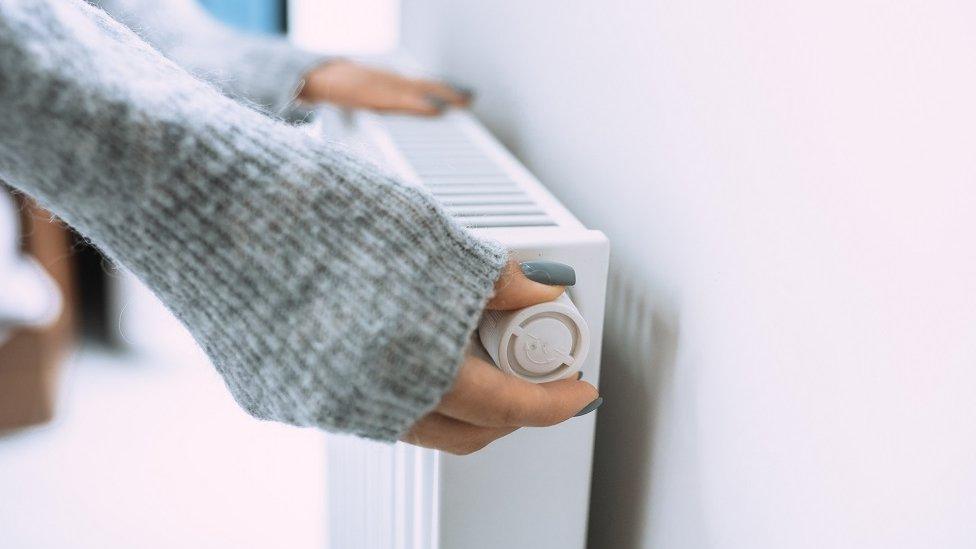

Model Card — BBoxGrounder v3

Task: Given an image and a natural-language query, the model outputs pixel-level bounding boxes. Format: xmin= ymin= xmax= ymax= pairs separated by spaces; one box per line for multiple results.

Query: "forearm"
xmin=95 ymin=0 xmax=327 ymax=113
xmin=0 ymin=0 xmax=506 ymax=440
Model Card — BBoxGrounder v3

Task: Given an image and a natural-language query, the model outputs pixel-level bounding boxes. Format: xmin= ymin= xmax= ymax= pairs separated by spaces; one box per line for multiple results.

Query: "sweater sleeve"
xmin=94 ymin=0 xmax=327 ymax=114
xmin=0 ymin=0 xmax=507 ymax=441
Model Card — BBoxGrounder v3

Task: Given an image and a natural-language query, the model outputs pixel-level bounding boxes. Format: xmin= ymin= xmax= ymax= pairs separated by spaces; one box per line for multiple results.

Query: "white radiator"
xmin=311 ymin=104 xmax=609 ymax=549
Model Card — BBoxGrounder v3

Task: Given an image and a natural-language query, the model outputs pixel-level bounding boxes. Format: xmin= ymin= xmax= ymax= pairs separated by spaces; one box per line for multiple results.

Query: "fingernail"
xmin=425 ymin=94 xmax=449 ymax=111
xmin=576 ymin=371 xmax=584 ymax=381
xmin=574 ymin=397 xmax=604 ymax=417
xmin=520 ymin=260 xmax=576 ymax=286
xmin=451 ymin=84 xmax=475 ymax=99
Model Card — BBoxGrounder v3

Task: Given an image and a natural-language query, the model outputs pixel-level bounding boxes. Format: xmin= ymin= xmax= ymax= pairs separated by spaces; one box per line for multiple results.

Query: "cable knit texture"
xmin=94 ymin=0 xmax=326 ymax=114
xmin=0 ymin=0 xmax=507 ymax=441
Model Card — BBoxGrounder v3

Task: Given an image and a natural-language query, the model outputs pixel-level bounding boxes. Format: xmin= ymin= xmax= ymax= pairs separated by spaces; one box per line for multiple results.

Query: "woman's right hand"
xmin=400 ymin=260 xmax=603 ymax=455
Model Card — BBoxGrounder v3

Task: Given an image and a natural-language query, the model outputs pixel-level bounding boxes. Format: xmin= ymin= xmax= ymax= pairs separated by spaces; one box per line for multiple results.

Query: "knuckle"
xmin=499 ymin=384 xmax=552 ymax=426
xmin=538 ymin=399 xmax=567 ymax=426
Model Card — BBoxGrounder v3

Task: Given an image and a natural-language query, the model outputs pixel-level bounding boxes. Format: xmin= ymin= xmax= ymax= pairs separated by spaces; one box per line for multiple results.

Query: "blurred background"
xmin=4 ymin=1 xmax=976 ymax=548
xmin=0 ymin=1 xmax=395 ymax=548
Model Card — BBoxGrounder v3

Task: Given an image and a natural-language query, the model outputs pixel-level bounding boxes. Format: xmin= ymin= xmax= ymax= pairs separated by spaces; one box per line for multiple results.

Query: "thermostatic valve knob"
xmin=478 ymin=293 xmax=589 ymax=383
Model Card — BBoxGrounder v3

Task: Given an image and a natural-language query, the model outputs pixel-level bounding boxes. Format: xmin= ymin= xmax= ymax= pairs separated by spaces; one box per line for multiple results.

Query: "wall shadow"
xmin=587 ymin=260 xmax=683 ymax=548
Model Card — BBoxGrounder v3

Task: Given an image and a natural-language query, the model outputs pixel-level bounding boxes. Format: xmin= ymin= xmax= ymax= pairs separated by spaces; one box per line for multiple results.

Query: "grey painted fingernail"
xmin=520 ymin=260 xmax=576 ymax=286
xmin=451 ymin=84 xmax=475 ymax=99
xmin=574 ymin=397 xmax=604 ymax=417
xmin=425 ymin=94 xmax=449 ymax=111
xmin=576 ymin=371 xmax=584 ymax=381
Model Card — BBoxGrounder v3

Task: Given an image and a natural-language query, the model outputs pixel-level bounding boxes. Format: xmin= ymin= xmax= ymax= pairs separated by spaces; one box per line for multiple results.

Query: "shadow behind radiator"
xmin=587 ymin=259 xmax=706 ymax=548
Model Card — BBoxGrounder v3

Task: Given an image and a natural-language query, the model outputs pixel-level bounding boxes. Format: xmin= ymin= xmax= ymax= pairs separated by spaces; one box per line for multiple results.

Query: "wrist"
xmin=297 ymin=59 xmax=350 ymax=104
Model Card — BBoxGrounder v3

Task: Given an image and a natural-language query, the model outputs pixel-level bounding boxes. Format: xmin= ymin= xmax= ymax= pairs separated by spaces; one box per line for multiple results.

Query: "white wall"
xmin=290 ymin=0 xmax=398 ymax=54
xmin=401 ymin=1 xmax=976 ymax=547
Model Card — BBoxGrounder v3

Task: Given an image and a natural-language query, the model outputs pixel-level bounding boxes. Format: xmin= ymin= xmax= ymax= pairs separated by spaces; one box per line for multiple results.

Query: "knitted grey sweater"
xmin=94 ymin=0 xmax=325 ymax=115
xmin=0 ymin=0 xmax=507 ymax=441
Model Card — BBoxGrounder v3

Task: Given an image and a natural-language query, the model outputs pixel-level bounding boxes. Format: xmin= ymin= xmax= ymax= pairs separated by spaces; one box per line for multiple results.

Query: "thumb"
xmin=487 ymin=260 xmax=576 ymax=311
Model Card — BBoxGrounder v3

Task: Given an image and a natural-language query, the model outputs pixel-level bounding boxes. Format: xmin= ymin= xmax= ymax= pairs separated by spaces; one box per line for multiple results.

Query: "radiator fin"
xmin=380 ymin=116 xmax=557 ymax=228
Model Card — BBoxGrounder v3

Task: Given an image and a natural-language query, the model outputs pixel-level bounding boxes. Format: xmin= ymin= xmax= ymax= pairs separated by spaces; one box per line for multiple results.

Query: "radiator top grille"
xmin=379 ymin=115 xmax=557 ymax=228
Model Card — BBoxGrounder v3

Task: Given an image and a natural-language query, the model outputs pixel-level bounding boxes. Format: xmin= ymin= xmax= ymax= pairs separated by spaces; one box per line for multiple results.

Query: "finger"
xmin=371 ymin=88 xmax=444 ymax=115
xmin=487 ymin=260 xmax=567 ymax=311
xmin=413 ymin=80 xmax=472 ymax=106
xmin=400 ymin=412 xmax=518 ymax=455
xmin=371 ymin=76 xmax=469 ymax=114
xmin=437 ymin=357 xmax=599 ymax=428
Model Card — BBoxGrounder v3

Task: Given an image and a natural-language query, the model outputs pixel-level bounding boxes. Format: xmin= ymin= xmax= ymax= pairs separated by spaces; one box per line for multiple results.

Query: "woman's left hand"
xmin=298 ymin=60 xmax=472 ymax=115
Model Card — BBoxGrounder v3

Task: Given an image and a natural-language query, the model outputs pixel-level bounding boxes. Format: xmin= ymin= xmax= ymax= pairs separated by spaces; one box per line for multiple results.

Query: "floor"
xmin=0 ymin=274 xmax=326 ymax=549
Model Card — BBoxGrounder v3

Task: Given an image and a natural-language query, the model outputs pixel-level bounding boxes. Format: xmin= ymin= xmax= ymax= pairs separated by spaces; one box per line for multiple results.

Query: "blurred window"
xmin=198 ymin=0 xmax=286 ymax=34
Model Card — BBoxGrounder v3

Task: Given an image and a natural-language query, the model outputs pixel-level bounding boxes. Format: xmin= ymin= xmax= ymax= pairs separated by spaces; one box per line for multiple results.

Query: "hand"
xmin=298 ymin=60 xmax=473 ymax=115
xmin=400 ymin=260 xmax=602 ymax=455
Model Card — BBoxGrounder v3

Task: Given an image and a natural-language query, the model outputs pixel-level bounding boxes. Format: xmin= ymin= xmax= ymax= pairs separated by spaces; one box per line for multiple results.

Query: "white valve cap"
xmin=478 ymin=293 xmax=589 ymax=383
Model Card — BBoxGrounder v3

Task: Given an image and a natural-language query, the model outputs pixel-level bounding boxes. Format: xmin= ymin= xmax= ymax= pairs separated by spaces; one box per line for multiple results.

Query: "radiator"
xmin=311 ymin=104 xmax=609 ymax=549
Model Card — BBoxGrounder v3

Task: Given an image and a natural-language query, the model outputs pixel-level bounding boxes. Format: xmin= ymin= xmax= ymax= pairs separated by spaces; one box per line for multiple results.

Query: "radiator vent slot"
xmin=380 ymin=116 xmax=557 ymax=228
